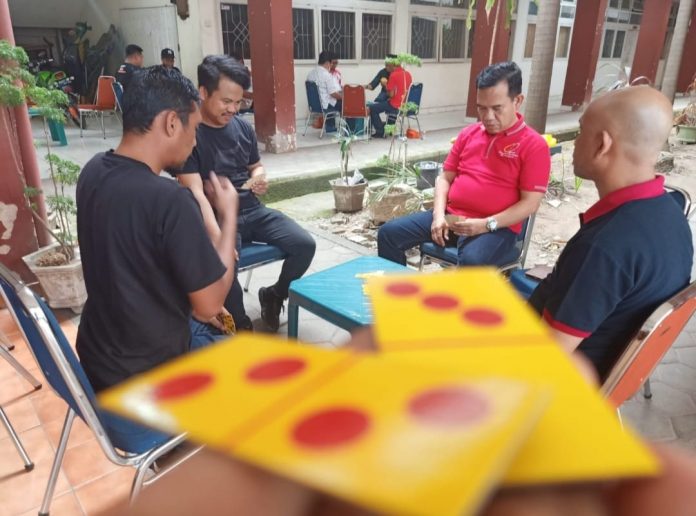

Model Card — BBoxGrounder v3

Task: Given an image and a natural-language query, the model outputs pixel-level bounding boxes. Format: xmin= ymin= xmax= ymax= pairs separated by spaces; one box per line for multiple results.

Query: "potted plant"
xmin=0 ymin=40 xmax=86 ymax=312
xmin=367 ymin=147 xmax=422 ymax=224
xmin=330 ymin=126 xmax=368 ymax=212
xmin=674 ymin=78 xmax=696 ymax=144
xmin=383 ymin=53 xmax=422 ymax=139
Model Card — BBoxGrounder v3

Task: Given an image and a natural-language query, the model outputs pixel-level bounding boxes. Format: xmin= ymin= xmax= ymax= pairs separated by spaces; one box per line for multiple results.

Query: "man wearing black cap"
xmin=365 ymin=54 xmax=397 ymax=103
xmin=161 ymin=48 xmax=180 ymax=72
xmin=116 ymin=44 xmax=144 ymax=92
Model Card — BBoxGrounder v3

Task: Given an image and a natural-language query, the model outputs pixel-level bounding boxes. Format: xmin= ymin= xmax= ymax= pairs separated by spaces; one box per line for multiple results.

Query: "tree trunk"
xmin=524 ymin=0 xmax=561 ymax=133
xmin=661 ymin=0 xmax=695 ymax=102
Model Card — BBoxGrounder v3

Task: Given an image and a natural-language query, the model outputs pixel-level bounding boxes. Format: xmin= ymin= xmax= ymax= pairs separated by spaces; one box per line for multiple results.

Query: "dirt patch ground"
xmin=270 ymin=135 xmax=696 ymax=267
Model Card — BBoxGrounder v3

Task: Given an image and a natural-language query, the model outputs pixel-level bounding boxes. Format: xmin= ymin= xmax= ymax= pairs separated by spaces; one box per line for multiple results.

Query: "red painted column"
xmin=0 ymin=0 xmax=43 ymax=280
xmin=676 ymin=5 xmax=696 ymax=92
xmin=466 ymin=0 xmax=512 ymax=118
xmin=561 ymin=0 xmax=609 ymax=108
xmin=630 ymin=0 xmax=672 ymax=84
xmin=247 ymin=0 xmax=296 ymax=153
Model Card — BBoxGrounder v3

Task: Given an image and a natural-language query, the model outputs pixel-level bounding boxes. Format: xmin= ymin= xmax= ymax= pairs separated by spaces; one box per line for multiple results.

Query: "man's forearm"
xmin=211 ymin=211 xmax=238 ymax=300
xmin=489 ymin=196 xmax=542 ymax=229
xmin=432 ymin=175 xmax=451 ymax=218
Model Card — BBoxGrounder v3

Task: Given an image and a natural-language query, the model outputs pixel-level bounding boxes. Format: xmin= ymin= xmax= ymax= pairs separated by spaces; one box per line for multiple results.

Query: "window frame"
xmin=407 ymin=4 xmax=473 ymax=63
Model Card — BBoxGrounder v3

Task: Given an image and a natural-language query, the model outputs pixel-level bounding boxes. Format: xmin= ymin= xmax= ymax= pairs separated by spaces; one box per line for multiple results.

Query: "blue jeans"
xmin=368 ymin=100 xmax=399 ymax=136
xmin=324 ymin=101 xmax=342 ymax=131
xmin=377 ymin=210 xmax=519 ymax=266
xmin=225 ymin=204 xmax=316 ymax=324
xmin=189 ymin=317 xmax=228 ymax=350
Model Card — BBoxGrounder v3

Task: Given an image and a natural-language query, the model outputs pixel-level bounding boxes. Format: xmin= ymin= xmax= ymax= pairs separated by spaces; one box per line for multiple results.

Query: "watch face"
xmin=487 ymin=218 xmax=498 ymax=231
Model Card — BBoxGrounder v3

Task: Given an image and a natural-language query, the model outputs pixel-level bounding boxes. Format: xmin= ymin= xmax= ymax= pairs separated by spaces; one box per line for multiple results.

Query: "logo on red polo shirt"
xmin=499 ymin=143 xmax=520 ymax=159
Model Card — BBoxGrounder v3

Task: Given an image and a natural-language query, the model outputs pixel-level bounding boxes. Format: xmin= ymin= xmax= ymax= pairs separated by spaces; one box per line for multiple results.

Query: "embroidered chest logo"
xmin=499 ymin=142 xmax=520 ymax=159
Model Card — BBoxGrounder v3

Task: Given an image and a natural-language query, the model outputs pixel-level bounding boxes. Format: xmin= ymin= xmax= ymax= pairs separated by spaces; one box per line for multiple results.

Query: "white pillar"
xmin=393 ymin=0 xmax=410 ymax=53
xmin=511 ymin=0 xmax=530 ymax=64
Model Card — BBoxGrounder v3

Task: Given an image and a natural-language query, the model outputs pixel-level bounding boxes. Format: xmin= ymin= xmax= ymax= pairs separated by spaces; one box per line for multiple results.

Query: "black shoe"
xmin=237 ymin=315 xmax=254 ymax=332
xmin=258 ymin=286 xmax=284 ymax=332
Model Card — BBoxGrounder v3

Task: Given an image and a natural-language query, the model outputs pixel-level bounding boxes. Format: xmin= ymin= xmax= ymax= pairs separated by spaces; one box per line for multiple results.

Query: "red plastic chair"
xmin=341 ymin=85 xmax=370 ymax=139
xmin=78 ymin=76 xmax=118 ymax=139
xmin=601 ymin=281 xmax=696 ymax=408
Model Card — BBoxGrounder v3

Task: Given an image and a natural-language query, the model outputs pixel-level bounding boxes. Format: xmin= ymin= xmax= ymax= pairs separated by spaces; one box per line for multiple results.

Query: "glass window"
xmin=220 ymin=3 xmax=250 ymax=60
xmin=321 ymin=10 xmax=355 ymax=60
xmin=410 ymin=16 xmax=437 ymax=59
xmin=441 ymin=18 xmax=466 ymax=59
xmin=292 ymin=8 xmax=315 ymax=61
xmin=602 ymin=29 xmax=615 ymax=58
xmin=362 ymin=13 xmax=392 ymax=60
xmin=556 ymin=26 xmax=571 ymax=58
xmin=613 ymin=30 xmax=625 ymax=59
xmin=609 ymin=0 xmax=619 ymax=7
xmin=528 ymin=2 xmax=538 ymax=15
xmin=524 ymin=23 xmax=536 ymax=58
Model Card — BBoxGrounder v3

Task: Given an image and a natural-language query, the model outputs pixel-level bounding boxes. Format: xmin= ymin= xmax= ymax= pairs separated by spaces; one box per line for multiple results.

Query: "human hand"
xmin=431 ymin=215 xmax=449 ymax=247
xmin=452 ymin=218 xmax=487 ymax=237
xmin=204 ymin=172 xmax=238 ymax=218
xmin=251 ymin=175 xmax=269 ymax=196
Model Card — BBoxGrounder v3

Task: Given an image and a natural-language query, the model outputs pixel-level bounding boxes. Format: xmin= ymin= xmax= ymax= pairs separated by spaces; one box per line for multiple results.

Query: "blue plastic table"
xmin=287 ymin=256 xmax=409 ymax=339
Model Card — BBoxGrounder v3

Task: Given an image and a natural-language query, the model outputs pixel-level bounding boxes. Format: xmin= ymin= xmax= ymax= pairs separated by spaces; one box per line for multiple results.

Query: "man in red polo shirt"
xmin=368 ymin=60 xmax=412 ymax=138
xmin=378 ymin=61 xmax=550 ymax=266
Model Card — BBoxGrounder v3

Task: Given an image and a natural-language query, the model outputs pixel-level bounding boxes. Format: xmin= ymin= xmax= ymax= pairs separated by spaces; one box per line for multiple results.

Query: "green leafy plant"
xmin=1 ymin=40 xmax=78 ymax=264
xmin=335 ymin=125 xmax=358 ymax=183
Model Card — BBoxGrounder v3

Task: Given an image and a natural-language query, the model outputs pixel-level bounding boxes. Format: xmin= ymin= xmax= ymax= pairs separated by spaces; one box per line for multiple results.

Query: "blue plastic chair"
xmin=239 ymin=242 xmax=288 ymax=292
xmin=0 ymin=263 xmax=199 ymax=516
xmin=112 ymin=80 xmax=124 ymax=114
xmin=303 ymin=80 xmax=340 ymax=139
xmin=419 ymin=214 xmax=535 ymax=274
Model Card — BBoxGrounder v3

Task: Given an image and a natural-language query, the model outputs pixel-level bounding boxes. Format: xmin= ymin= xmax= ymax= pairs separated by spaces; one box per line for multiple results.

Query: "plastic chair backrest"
xmin=0 ymin=265 xmax=96 ymax=421
xmin=601 ymin=281 xmax=696 ymax=407
xmin=406 ymin=82 xmax=423 ymax=114
xmin=96 ymin=76 xmax=116 ymax=110
xmin=112 ymin=81 xmax=124 ymax=111
xmin=516 ymin=213 xmax=536 ymax=267
xmin=665 ymin=184 xmax=692 ymax=216
xmin=342 ymin=85 xmax=368 ymax=117
xmin=305 ymin=81 xmax=323 ymax=114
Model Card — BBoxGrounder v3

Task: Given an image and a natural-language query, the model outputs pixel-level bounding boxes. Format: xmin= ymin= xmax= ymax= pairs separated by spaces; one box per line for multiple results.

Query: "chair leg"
xmin=416 ymin=116 xmax=423 ymax=139
xmin=303 ymin=113 xmax=311 ymax=136
xmin=319 ymin=115 xmax=326 ymax=139
xmin=79 ymin=112 xmax=84 ymax=137
xmin=616 ymin=408 xmax=624 ymax=430
xmin=418 ymin=253 xmax=426 ymax=271
xmin=39 ymin=408 xmax=75 ymax=516
xmin=244 ymin=269 xmax=254 ymax=293
xmin=0 ymin=341 xmax=42 ymax=389
xmin=101 ymin=112 xmax=106 ymax=139
xmin=643 ymin=378 xmax=653 ymax=399
xmin=0 ymin=406 xmax=34 ymax=470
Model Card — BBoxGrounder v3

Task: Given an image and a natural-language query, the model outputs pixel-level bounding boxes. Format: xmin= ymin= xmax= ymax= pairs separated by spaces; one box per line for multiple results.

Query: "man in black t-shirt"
xmin=174 ymin=56 xmax=316 ymax=332
xmin=76 ymin=66 xmax=238 ymax=393
xmin=365 ymin=54 xmax=396 ymax=103
xmin=116 ymin=44 xmax=144 ymax=92
xmin=529 ymin=86 xmax=692 ymax=380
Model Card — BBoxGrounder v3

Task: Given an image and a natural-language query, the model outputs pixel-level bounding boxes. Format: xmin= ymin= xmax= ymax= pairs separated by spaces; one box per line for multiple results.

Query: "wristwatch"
xmin=486 ymin=217 xmax=498 ymax=232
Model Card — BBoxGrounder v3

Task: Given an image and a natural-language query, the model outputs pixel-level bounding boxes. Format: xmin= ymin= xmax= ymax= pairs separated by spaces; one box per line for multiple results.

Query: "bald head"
xmin=585 ymin=86 xmax=673 ymax=166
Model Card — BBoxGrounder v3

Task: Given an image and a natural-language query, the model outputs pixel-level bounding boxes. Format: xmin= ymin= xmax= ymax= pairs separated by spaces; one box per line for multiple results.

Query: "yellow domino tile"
xmin=366 ymin=268 xmax=551 ymax=351
xmin=99 ymin=334 xmax=357 ymax=447
xmin=232 ymin=357 xmax=549 ymax=516
xmin=390 ymin=344 xmax=659 ymax=486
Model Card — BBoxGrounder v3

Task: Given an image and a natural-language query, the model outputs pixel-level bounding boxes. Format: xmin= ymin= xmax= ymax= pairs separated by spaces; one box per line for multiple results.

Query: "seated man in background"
xmin=76 ymin=66 xmax=237 ymax=393
xmin=116 ymin=44 xmax=144 ymax=92
xmin=378 ymin=61 xmax=550 ymax=266
xmin=175 ymin=56 xmax=316 ymax=333
xmin=365 ymin=54 xmax=396 ymax=103
xmin=306 ymin=50 xmax=342 ymax=133
xmin=368 ymin=57 xmax=412 ymax=138
xmin=530 ymin=85 xmax=693 ymax=381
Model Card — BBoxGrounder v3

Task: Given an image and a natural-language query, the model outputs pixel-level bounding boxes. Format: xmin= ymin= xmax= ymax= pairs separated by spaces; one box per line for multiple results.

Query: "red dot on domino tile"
xmin=422 ymin=294 xmax=460 ymax=311
xmin=153 ymin=372 xmax=214 ymax=401
xmin=408 ymin=387 xmax=489 ymax=427
xmin=385 ymin=282 xmax=421 ymax=297
xmin=246 ymin=357 xmax=307 ymax=383
xmin=462 ymin=308 xmax=505 ymax=326
xmin=292 ymin=407 xmax=370 ymax=449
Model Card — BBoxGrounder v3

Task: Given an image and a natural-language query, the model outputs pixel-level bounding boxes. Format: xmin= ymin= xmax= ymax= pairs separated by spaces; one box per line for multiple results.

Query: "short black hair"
xmin=318 ymin=50 xmax=335 ymax=65
xmin=197 ymin=55 xmax=251 ymax=93
xmin=125 ymin=44 xmax=143 ymax=57
xmin=476 ymin=61 xmax=523 ymax=97
xmin=122 ymin=66 xmax=199 ymax=134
